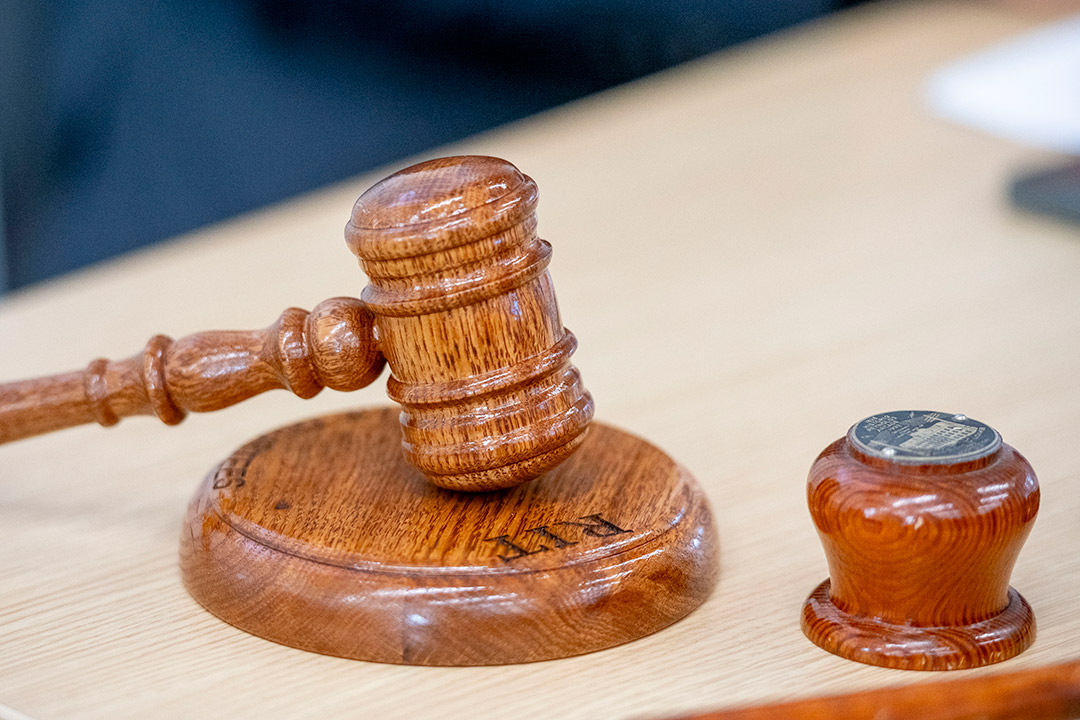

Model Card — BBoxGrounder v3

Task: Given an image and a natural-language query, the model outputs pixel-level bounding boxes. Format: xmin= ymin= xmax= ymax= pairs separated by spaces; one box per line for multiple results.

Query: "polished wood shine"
xmin=0 ymin=156 xmax=591 ymax=493
xmin=0 ymin=297 xmax=385 ymax=443
xmin=180 ymin=407 xmax=718 ymax=665
xmin=664 ymin=658 xmax=1080 ymax=720
xmin=345 ymin=156 xmax=593 ymax=491
xmin=5 ymin=5 xmax=1079 ymax=717
xmin=802 ymin=435 xmax=1040 ymax=670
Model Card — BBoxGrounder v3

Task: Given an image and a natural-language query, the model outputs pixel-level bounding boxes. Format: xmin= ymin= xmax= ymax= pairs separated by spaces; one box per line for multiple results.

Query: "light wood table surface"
xmin=2 ymin=2 xmax=1078 ymax=718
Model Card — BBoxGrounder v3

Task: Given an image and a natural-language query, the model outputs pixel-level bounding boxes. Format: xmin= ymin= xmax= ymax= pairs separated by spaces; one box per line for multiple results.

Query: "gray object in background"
xmin=1011 ymin=161 xmax=1080 ymax=225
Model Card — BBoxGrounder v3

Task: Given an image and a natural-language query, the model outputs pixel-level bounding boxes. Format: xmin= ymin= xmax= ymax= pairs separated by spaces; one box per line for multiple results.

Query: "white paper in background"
xmin=925 ymin=14 xmax=1080 ymax=155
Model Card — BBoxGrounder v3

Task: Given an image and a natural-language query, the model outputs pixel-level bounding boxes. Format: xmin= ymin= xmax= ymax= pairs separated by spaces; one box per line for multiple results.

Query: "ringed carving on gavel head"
xmin=345 ymin=156 xmax=594 ymax=491
xmin=0 ymin=155 xmax=593 ymax=492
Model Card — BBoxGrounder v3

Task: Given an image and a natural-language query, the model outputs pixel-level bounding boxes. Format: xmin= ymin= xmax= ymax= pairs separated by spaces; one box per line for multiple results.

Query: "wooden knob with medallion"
xmin=802 ymin=410 xmax=1039 ymax=671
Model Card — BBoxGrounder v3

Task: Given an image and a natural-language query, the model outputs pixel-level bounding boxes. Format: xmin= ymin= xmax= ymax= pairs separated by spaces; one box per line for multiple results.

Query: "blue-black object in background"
xmin=0 ymin=0 xmax=839 ymax=291
xmin=1010 ymin=161 xmax=1080 ymax=226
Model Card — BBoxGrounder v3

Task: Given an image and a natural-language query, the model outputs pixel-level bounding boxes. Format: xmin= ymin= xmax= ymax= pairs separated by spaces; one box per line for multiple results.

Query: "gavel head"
xmin=344 ymin=156 xmax=594 ymax=491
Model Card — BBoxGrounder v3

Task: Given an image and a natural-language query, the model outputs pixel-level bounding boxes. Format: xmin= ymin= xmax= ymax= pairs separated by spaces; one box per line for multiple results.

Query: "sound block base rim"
xmin=801 ymin=579 xmax=1035 ymax=671
xmin=179 ymin=407 xmax=719 ymax=666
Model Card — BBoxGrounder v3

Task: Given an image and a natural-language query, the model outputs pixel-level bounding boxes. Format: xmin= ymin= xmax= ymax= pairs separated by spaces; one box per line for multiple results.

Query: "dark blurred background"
xmin=0 ymin=0 xmax=859 ymax=293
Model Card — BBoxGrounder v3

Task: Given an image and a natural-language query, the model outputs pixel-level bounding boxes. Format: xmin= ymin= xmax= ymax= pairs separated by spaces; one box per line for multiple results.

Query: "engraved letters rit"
xmin=484 ymin=513 xmax=632 ymax=563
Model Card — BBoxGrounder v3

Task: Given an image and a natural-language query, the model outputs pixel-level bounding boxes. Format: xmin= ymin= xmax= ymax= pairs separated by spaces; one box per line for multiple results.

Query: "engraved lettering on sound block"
xmin=212 ymin=474 xmax=244 ymax=490
xmin=484 ymin=513 xmax=632 ymax=563
xmin=211 ymin=437 xmax=274 ymax=491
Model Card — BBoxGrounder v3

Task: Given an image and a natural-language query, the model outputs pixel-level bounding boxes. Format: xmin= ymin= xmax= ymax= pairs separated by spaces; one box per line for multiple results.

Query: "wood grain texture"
xmin=345 ymin=156 xmax=594 ymax=491
xmin=180 ymin=407 xmax=717 ymax=665
xmin=0 ymin=156 xmax=591 ymax=493
xmin=2 ymin=3 xmax=1078 ymax=719
xmin=802 ymin=432 xmax=1039 ymax=670
xmin=0 ymin=297 xmax=384 ymax=443
xmin=664 ymin=658 xmax=1080 ymax=720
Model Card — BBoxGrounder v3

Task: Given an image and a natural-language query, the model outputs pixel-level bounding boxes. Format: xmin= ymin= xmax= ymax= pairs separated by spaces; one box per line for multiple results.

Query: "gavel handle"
xmin=0 ymin=297 xmax=385 ymax=444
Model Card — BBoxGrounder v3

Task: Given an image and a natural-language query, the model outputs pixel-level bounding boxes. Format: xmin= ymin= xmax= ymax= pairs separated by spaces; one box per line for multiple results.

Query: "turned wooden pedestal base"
xmin=801 ymin=580 xmax=1036 ymax=671
xmin=180 ymin=407 xmax=718 ymax=665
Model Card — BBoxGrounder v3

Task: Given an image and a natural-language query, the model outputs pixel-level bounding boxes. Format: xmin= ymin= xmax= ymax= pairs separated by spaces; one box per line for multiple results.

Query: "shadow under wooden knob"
xmin=345 ymin=155 xmax=594 ymax=491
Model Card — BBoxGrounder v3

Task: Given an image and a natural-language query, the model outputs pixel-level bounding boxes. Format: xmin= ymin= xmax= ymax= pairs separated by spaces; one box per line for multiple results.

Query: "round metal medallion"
xmin=848 ymin=410 xmax=1001 ymax=465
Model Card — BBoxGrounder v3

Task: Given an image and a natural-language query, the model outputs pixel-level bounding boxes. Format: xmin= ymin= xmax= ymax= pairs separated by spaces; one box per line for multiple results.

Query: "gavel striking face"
xmin=0 ymin=156 xmax=594 ymax=491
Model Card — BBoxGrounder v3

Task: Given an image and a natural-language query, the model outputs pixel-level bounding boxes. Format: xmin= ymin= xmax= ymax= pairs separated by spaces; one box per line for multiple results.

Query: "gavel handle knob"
xmin=0 ymin=297 xmax=385 ymax=444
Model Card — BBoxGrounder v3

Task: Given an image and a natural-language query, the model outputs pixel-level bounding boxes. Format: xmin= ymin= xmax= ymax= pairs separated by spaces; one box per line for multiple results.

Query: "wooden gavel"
xmin=0 ymin=156 xmax=594 ymax=491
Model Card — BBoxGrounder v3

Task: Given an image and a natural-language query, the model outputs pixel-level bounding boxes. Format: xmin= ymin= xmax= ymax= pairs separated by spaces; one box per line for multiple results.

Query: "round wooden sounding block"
xmin=181 ymin=407 xmax=719 ymax=665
